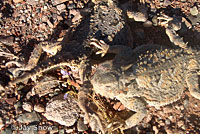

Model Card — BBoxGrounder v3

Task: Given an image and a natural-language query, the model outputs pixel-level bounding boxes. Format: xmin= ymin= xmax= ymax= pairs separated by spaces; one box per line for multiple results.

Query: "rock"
xmin=86 ymin=115 xmax=102 ymax=133
xmin=0 ymin=84 xmax=5 ymax=91
xmin=153 ymin=126 xmax=159 ymax=134
xmin=43 ymin=94 xmax=80 ymax=127
xmin=65 ymin=128 xmax=74 ymax=133
xmin=22 ymin=102 xmax=33 ymax=112
xmin=127 ymin=11 xmax=148 ymax=22
xmin=17 ymin=111 xmax=41 ymax=123
xmin=34 ymin=104 xmax=45 ymax=113
xmin=187 ymin=14 xmax=200 ymax=25
xmin=69 ymin=9 xmax=82 ymax=23
xmin=190 ymin=6 xmax=199 ymax=16
xmin=163 ymin=106 xmax=173 ymax=113
xmin=177 ymin=120 xmax=184 ymax=128
xmin=165 ymin=127 xmax=173 ymax=134
xmin=113 ymin=102 xmax=125 ymax=111
xmin=163 ymin=0 xmax=171 ymax=6
xmin=0 ymin=117 xmax=4 ymax=129
xmin=59 ymin=129 xmax=65 ymax=134
xmin=14 ymin=101 xmax=23 ymax=114
xmin=168 ymin=116 xmax=176 ymax=123
xmin=67 ymin=3 xmax=76 ymax=9
xmin=143 ymin=20 xmax=153 ymax=27
xmin=26 ymin=0 xmax=39 ymax=5
xmin=158 ymin=120 xmax=165 ymax=126
xmin=77 ymin=118 xmax=88 ymax=132
xmin=52 ymin=0 xmax=68 ymax=6
xmin=1 ymin=127 xmax=12 ymax=134
xmin=56 ymin=4 xmax=66 ymax=11
xmin=13 ymin=0 xmax=23 ymax=3
xmin=5 ymin=97 xmax=17 ymax=105
xmin=165 ymin=119 xmax=171 ymax=125
xmin=26 ymin=75 xmax=60 ymax=98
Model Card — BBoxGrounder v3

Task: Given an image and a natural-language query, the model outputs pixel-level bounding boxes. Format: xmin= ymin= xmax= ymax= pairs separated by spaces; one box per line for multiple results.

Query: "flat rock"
xmin=43 ymin=93 xmax=80 ymax=127
xmin=17 ymin=111 xmax=41 ymax=123
xmin=26 ymin=75 xmax=60 ymax=98
xmin=52 ymin=0 xmax=68 ymax=6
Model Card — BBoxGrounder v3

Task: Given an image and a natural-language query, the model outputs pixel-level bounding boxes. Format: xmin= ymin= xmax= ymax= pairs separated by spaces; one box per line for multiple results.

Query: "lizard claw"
xmin=90 ymin=38 xmax=109 ymax=57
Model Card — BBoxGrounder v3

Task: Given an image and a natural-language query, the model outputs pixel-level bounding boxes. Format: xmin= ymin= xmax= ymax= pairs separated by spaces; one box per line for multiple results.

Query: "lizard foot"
xmin=90 ymin=38 xmax=109 ymax=57
xmin=157 ymin=14 xmax=188 ymax=49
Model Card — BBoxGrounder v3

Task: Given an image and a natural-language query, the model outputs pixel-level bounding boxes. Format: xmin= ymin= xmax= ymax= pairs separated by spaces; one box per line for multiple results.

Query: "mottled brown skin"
xmin=89 ymin=40 xmax=200 ymax=129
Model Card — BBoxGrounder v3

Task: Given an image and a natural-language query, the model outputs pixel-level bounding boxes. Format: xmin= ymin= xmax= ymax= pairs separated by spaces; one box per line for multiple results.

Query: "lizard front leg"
xmin=157 ymin=15 xmax=190 ymax=49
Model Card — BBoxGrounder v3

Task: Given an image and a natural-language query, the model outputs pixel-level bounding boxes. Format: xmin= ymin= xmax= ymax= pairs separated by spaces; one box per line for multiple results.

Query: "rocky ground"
xmin=0 ymin=0 xmax=200 ymax=134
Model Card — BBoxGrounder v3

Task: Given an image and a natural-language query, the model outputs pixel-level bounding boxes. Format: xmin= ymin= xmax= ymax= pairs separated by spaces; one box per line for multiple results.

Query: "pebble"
xmin=163 ymin=106 xmax=173 ymax=113
xmin=165 ymin=119 xmax=171 ymax=125
xmin=65 ymin=128 xmax=74 ymax=133
xmin=183 ymin=98 xmax=189 ymax=108
xmin=14 ymin=101 xmax=23 ymax=113
xmin=67 ymin=3 xmax=76 ymax=10
xmin=13 ymin=0 xmax=23 ymax=3
xmin=34 ymin=104 xmax=45 ymax=113
xmin=22 ymin=102 xmax=33 ymax=112
xmin=43 ymin=94 xmax=80 ymax=127
xmin=56 ymin=4 xmax=66 ymax=11
xmin=181 ymin=0 xmax=186 ymax=2
xmin=59 ymin=129 xmax=65 ymax=134
xmin=5 ymin=97 xmax=17 ymax=105
xmin=168 ymin=116 xmax=176 ymax=123
xmin=0 ymin=117 xmax=4 ymax=129
xmin=77 ymin=118 xmax=88 ymax=132
xmin=26 ymin=0 xmax=39 ymax=5
xmin=127 ymin=11 xmax=148 ymax=22
xmin=52 ymin=0 xmax=68 ymax=6
xmin=163 ymin=0 xmax=171 ymax=6
xmin=165 ymin=127 xmax=173 ymax=134
xmin=143 ymin=20 xmax=153 ymax=27
xmin=17 ymin=111 xmax=41 ymax=123
xmin=69 ymin=9 xmax=82 ymax=23
xmin=46 ymin=20 xmax=54 ymax=28
xmin=190 ymin=6 xmax=199 ymax=16
xmin=158 ymin=120 xmax=165 ymax=126
xmin=177 ymin=120 xmax=184 ymax=127
xmin=87 ymin=115 xmax=101 ymax=133
xmin=153 ymin=126 xmax=159 ymax=134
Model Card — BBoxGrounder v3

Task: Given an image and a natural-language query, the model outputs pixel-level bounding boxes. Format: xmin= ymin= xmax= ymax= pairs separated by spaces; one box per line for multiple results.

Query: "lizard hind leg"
xmin=78 ymin=60 xmax=106 ymax=134
xmin=78 ymin=86 xmax=106 ymax=134
xmin=120 ymin=97 xmax=147 ymax=129
xmin=186 ymin=71 xmax=200 ymax=100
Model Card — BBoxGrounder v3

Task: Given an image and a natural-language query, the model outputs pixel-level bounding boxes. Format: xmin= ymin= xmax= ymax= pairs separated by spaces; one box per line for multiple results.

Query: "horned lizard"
xmin=8 ymin=0 xmax=133 ymax=85
xmin=79 ymin=17 xmax=200 ymax=133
